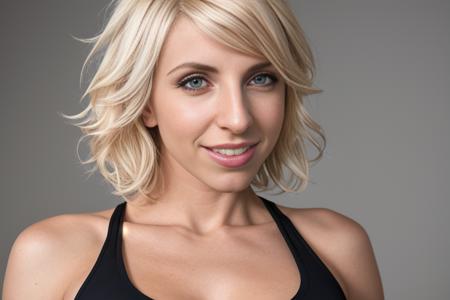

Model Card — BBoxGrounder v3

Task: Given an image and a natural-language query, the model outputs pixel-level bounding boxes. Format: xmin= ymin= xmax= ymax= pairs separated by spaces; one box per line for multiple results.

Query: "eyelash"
xmin=175 ymin=72 xmax=278 ymax=94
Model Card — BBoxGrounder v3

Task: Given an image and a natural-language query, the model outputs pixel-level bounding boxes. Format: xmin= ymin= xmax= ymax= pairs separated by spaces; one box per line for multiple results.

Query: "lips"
xmin=204 ymin=143 xmax=258 ymax=168
xmin=203 ymin=141 xmax=259 ymax=150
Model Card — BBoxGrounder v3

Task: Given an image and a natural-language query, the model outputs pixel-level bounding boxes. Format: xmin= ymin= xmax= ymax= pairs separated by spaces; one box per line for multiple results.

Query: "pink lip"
xmin=203 ymin=143 xmax=257 ymax=168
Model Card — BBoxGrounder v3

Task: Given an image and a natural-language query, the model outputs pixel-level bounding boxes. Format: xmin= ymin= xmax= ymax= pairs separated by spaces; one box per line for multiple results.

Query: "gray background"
xmin=1 ymin=1 xmax=449 ymax=299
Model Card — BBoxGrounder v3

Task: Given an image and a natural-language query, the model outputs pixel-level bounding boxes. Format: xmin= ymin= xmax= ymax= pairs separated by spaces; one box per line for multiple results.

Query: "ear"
xmin=142 ymin=101 xmax=158 ymax=128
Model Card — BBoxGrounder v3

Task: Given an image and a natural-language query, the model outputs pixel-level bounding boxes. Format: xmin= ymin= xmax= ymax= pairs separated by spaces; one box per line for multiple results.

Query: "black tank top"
xmin=74 ymin=196 xmax=346 ymax=299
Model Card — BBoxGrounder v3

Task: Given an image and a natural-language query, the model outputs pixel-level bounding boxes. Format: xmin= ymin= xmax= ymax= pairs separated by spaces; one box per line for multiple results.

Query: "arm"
xmin=315 ymin=208 xmax=385 ymax=300
xmin=2 ymin=216 xmax=74 ymax=300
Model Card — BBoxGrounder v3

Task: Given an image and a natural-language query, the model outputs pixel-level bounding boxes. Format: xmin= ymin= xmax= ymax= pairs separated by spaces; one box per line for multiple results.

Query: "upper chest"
xmin=64 ymin=218 xmax=303 ymax=300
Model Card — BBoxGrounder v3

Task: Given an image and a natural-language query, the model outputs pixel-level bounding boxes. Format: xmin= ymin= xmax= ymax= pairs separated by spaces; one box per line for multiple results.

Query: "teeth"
xmin=212 ymin=146 xmax=250 ymax=156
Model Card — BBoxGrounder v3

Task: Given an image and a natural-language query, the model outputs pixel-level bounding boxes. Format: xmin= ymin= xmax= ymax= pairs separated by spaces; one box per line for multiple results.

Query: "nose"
xmin=215 ymin=81 xmax=254 ymax=134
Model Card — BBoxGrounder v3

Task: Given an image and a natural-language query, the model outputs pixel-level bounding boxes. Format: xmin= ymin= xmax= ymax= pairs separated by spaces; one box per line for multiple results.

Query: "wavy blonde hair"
xmin=61 ymin=0 xmax=326 ymax=201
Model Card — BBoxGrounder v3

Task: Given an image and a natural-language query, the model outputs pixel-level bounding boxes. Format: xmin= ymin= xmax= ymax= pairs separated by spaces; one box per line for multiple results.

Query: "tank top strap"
xmin=98 ymin=201 xmax=127 ymax=260
xmin=109 ymin=201 xmax=127 ymax=251
xmin=74 ymin=201 xmax=128 ymax=299
xmin=259 ymin=196 xmax=347 ymax=299
xmin=259 ymin=196 xmax=311 ymax=294
xmin=259 ymin=196 xmax=306 ymax=258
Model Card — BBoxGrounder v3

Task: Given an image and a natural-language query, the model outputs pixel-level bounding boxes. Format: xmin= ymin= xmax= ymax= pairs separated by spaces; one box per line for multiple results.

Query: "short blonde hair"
xmin=61 ymin=0 xmax=325 ymax=201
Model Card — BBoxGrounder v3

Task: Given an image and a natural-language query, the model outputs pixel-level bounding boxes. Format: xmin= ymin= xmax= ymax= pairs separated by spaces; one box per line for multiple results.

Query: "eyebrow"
xmin=166 ymin=61 xmax=273 ymax=76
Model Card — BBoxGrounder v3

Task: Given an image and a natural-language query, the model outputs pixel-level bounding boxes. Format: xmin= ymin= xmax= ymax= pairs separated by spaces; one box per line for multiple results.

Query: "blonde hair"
xmin=61 ymin=0 xmax=326 ymax=201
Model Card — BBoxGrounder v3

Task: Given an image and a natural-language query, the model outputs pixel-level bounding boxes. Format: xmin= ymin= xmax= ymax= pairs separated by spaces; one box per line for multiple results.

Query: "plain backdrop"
xmin=1 ymin=1 xmax=449 ymax=299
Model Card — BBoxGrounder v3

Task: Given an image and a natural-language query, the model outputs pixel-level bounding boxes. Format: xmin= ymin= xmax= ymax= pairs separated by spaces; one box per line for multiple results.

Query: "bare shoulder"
xmin=277 ymin=204 xmax=384 ymax=300
xmin=2 ymin=207 xmax=115 ymax=300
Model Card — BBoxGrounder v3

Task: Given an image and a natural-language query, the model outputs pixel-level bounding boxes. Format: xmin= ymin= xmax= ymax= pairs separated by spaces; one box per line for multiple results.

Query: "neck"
xmin=125 ymin=187 xmax=266 ymax=236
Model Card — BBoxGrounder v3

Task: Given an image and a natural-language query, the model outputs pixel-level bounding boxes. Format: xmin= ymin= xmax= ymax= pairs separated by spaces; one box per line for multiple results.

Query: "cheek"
xmin=252 ymin=94 xmax=285 ymax=135
xmin=156 ymin=95 xmax=209 ymax=142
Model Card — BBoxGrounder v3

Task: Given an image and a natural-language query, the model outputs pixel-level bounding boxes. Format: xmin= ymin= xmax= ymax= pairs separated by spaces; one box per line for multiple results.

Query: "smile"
xmin=203 ymin=143 xmax=258 ymax=168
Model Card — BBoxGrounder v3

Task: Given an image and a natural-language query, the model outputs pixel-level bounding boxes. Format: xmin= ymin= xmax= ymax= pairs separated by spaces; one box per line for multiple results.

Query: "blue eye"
xmin=179 ymin=76 xmax=208 ymax=91
xmin=250 ymin=74 xmax=275 ymax=86
xmin=176 ymin=72 xmax=278 ymax=94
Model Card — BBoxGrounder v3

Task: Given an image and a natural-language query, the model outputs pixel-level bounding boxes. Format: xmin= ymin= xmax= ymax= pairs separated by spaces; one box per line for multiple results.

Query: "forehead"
xmin=157 ymin=15 xmax=266 ymax=72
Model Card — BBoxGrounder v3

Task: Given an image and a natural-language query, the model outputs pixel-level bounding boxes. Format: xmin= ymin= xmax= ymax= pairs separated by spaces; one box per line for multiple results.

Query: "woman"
xmin=3 ymin=0 xmax=384 ymax=299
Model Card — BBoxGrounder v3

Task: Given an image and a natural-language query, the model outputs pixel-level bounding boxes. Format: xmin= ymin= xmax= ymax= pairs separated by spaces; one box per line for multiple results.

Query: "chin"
xmin=206 ymin=174 xmax=256 ymax=193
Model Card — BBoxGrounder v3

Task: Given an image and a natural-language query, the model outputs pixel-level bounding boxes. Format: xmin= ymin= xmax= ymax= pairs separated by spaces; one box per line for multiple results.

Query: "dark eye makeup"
xmin=175 ymin=72 xmax=279 ymax=94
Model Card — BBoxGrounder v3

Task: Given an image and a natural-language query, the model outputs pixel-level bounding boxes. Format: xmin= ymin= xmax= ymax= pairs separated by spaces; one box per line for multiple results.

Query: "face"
xmin=142 ymin=15 xmax=285 ymax=193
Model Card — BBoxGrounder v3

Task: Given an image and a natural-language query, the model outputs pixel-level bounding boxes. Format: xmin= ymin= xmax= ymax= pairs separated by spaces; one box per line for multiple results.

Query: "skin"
xmin=2 ymin=15 xmax=384 ymax=300
xmin=135 ymin=14 xmax=286 ymax=235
